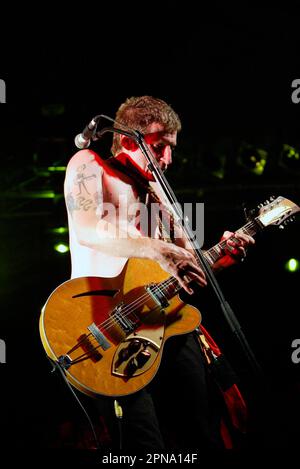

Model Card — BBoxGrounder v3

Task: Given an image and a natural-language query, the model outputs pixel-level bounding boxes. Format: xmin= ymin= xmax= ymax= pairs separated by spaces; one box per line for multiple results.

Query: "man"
xmin=64 ymin=96 xmax=254 ymax=450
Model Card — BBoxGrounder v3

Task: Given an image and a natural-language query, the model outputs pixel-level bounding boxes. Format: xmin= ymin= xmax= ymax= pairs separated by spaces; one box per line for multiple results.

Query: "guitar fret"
xmin=157 ymin=217 xmax=264 ymax=298
xmin=210 ymin=245 xmax=222 ymax=263
xmin=159 ymin=277 xmax=180 ymax=299
xmin=205 ymin=219 xmax=261 ymax=265
xmin=203 ymin=250 xmax=215 ymax=266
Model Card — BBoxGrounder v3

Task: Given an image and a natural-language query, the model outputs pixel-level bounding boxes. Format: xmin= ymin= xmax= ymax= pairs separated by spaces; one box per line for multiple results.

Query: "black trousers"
xmin=89 ymin=332 xmax=225 ymax=451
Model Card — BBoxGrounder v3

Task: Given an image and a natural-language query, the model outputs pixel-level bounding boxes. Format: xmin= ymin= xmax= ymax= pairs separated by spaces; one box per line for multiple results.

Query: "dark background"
xmin=0 ymin=5 xmax=299 ymax=458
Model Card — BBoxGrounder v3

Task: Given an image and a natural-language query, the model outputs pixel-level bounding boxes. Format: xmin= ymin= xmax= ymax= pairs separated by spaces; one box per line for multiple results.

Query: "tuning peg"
xmin=243 ymin=207 xmax=250 ymax=221
xmin=279 ymin=225 xmax=285 ymax=230
xmin=243 ymin=206 xmax=256 ymax=221
xmin=270 ymin=195 xmax=276 ymax=201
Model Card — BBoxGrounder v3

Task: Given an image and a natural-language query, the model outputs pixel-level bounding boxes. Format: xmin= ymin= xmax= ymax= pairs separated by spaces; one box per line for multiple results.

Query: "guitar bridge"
xmin=87 ymin=322 xmax=111 ymax=350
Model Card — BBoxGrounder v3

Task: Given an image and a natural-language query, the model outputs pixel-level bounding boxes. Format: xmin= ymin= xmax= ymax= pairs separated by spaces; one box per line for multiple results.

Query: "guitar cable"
xmin=114 ymin=399 xmax=123 ymax=450
xmin=48 ymin=357 xmax=101 ymax=451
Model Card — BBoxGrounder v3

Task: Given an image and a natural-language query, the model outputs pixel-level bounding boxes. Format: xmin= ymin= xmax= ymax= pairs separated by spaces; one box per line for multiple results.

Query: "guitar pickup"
xmin=146 ymin=284 xmax=169 ymax=308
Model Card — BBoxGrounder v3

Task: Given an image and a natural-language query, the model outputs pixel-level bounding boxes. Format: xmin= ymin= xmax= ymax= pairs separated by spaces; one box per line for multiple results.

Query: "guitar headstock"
xmin=256 ymin=196 xmax=300 ymax=228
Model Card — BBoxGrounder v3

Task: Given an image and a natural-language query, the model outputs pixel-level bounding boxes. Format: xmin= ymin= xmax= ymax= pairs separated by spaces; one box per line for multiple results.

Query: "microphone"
xmin=74 ymin=116 xmax=101 ymax=149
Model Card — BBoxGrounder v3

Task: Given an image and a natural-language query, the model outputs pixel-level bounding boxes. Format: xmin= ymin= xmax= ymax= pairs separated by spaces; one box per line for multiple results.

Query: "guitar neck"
xmin=203 ymin=217 xmax=262 ymax=265
xmin=156 ymin=195 xmax=299 ymax=299
xmin=157 ymin=217 xmax=263 ymax=300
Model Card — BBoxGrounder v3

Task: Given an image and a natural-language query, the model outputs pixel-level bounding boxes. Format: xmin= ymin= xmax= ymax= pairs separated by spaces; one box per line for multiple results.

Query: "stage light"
xmin=47 ymin=166 xmax=66 ymax=172
xmin=27 ymin=190 xmax=57 ymax=199
xmin=279 ymin=144 xmax=300 ymax=174
xmin=54 ymin=243 xmax=69 ymax=254
xmin=285 ymin=258 xmax=300 ymax=273
xmin=237 ymin=143 xmax=268 ymax=175
xmin=49 ymin=227 xmax=68 ymax=234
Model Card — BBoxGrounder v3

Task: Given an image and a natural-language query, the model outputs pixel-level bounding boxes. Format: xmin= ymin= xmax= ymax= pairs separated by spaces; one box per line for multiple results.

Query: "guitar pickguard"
xmin=112 ymin=326 xmax=164 ymax=378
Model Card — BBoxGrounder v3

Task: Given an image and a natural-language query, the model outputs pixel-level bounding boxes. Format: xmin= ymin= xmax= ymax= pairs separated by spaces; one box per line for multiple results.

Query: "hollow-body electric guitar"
xmin=40 ymin=196 xmax=299 ymax=397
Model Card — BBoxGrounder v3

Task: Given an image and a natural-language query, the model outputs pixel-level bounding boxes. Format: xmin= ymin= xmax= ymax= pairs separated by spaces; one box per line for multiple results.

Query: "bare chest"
xmin=102 ymin=171 xmax=147 ymax=217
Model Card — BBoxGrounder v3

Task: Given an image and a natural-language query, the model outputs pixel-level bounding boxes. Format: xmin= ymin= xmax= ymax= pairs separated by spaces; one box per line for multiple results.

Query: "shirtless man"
xmin=64 ymin=96 xmax=254 ymax=450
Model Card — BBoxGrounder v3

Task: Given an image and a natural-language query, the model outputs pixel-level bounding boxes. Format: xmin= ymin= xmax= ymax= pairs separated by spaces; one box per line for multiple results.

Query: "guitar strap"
xmin=108 ymin=156 xmax=175 ymax=242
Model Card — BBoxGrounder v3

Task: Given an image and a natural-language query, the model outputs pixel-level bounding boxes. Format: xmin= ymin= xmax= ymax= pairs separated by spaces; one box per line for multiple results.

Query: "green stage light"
xmin=54 ymin=243 xmax=69 ymax=254
xmin=29 ymin=191 xmax=57 ymax=199
xmin=47 ymin=166 xmax=66 ymax=172
xmin=279 ymin=144 xmax=300 ymax=174
xmin=285 ymin=258 xmax=300 ymax=272
xmin=237 ymin=143 xmax=268 ymax=175
xmin=50 ymin=227 xmax=68 ymax=234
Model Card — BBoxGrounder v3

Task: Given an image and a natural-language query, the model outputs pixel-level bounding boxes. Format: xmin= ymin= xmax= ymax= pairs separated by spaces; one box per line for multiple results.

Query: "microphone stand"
xmin=93 ymin=119 xmax=264 ymax=381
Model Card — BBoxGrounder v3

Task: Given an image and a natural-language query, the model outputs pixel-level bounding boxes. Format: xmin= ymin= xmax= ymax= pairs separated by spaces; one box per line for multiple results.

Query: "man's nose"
xmin=161 ymin=147 xmax=172 ymax=165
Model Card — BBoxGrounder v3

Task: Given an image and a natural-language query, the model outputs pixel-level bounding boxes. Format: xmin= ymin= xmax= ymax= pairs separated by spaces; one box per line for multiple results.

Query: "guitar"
xmin=40 ymin=196 xmax=299 ymax=397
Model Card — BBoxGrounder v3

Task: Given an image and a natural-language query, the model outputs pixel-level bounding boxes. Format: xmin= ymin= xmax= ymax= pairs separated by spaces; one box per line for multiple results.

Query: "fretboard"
xmin=155 ymin=217 xmax=263 ymax=300
xmin=203 ymin=217 xmax=262 ymax=265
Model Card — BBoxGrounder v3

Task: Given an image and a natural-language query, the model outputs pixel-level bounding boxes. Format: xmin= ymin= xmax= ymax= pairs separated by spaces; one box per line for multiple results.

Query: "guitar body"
xmin=40 ymin=258 xmax=201 ymax=398
xmin=40 ymin=196 xmax=300 ymax=398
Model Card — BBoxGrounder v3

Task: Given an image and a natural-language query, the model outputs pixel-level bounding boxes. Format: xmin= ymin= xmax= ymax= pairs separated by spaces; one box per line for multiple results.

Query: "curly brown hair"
xmin=111 ymin=96 xmax=181 ymax=155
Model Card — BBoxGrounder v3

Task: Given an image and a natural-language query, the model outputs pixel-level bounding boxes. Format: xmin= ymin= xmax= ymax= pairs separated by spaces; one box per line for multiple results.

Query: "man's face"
xmin=120 ymin=123 xmax=177 ymax=181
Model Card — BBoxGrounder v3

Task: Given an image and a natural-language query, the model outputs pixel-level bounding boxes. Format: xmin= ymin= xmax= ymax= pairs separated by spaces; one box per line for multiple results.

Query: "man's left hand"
xmin=213 ymin=231 xmax=255 ymax=270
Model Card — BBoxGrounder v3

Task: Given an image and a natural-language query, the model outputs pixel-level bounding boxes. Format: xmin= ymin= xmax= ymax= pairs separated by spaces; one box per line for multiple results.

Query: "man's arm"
xmin=64 ymin=150 xmax=207 ymax=293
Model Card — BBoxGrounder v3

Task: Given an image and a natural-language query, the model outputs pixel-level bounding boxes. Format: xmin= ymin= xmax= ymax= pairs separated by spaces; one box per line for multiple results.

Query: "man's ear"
xmin=120 ymin=135 xmax=138 ymax=152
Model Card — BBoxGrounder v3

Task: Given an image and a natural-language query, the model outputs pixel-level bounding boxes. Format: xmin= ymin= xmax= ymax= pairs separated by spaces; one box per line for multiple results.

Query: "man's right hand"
xmin=153 ymin=241 xmax=207 ymax=294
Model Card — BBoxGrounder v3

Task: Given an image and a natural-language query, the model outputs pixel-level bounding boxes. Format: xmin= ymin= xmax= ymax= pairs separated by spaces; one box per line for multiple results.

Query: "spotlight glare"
xmin=285 ymin=258 xmax=300 ymax=272
xmin=54 ymin=243 xmax=69 ymax=254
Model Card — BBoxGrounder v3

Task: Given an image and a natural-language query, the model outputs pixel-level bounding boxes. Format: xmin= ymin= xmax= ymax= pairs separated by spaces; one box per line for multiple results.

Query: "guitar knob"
xmin=128 ymin=339 xmax=142 ymax=354
xmin=136 ymin=349 xmax=151 ymax=367
xmin=117 ymin=339 xmax=142 ymax=363
xmin=125 ymin=357 xmax=138 ymax=375
xmin=118 ymin=347 xmax=130 ymax=362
